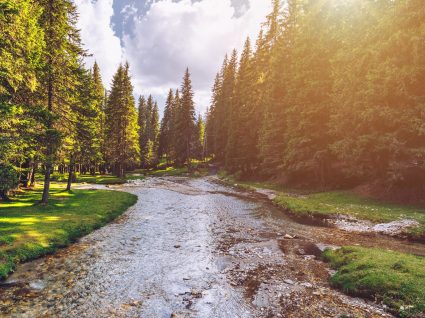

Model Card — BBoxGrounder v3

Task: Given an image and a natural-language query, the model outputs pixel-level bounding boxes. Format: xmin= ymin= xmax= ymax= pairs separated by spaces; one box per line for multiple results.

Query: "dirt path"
xmin=0 ymin=177 xmax=424 ymax=317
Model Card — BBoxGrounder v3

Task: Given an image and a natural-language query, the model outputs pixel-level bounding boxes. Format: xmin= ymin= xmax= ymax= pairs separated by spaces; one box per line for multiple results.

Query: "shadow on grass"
xmin=0 ymin=183 xmax=137 ymax=279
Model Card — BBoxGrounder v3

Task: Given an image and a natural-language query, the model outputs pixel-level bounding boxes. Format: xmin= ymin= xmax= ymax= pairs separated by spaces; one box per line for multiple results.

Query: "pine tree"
xmin=206 ymin=72 xmax=223 ymax=157
xmin=213 ymin=52 xmax=237 ymax=163
xmin=65 ymin=66 xmax=99 ymax=190
xmin=225 ymin=38 xmax=255 ymax=173
xmin=195 ymin=114 xmax=205 ymax=160
xmin=92 ymin=61 xmax=106 ymax=172
xmin=140 ymin=95 xmax=158 ymax=168
xmin=258 ymin=0 xmax=290 ymax=177
xmin=282 ymin=0 xmax=336 ymax=186
xmin=37 ymin=0 xmax=85 ymax=203
xmin=170 ymin=89 xmax=181 ymax=162
xmin=0 ymin=0 xmax=45 ymax=191
xmin=105 ymin=63 xmax=139 ymax=177
xmin=159 ymin=89 xmax=175 ymax=161
xmin=151 ymin=101 xmax=160 ymax=166
xmin=331 ymin=0 xmax=425 ymax=185
xmin=174 ymin=68 xmax=196 ymax=166
xmin=137 ymin=96 xmax=148 ymax=166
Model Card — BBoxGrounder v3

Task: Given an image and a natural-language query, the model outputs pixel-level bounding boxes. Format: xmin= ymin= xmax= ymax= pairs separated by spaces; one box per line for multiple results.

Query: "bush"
xmin=0 ymin=163 xmax=18 ymax=201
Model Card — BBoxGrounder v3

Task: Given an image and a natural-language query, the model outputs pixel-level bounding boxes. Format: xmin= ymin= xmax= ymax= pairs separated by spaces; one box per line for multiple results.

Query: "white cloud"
xmin=74 ymin=0 xmax=123 ymax=87
xmin=121 ymin=3 xmax=138 ymax=22
xmin=123 ymin=0 xmax=271 ymax=113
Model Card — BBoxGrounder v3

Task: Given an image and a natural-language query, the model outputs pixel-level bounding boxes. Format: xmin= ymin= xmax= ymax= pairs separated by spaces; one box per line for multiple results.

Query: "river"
xmin=1 ymin=177 xmax=424 ymax=317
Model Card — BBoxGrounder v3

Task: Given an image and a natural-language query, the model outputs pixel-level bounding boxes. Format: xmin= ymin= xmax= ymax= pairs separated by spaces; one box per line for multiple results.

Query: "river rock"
xmin=29 ymin=280 xmax=46 ymax=291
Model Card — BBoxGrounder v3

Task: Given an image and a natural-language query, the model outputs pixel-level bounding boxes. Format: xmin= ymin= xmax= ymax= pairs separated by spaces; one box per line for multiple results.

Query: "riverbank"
xmin=324 ymin=246 xmax=425 ymax=317
xmin=217 ymin=174 xmax=425 ymax=317
xmin=0 ymin=182 xmax=137 ymax=279
xmin=1 ymin=176 xmax=410 ymax=318
xmin=50 ymin=173 xmax=129 ymax=185
xmin=218 ymin=175 xmax=425 ymax=241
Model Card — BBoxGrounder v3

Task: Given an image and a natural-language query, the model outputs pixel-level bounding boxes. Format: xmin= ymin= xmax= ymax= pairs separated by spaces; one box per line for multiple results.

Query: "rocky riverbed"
xmin=0 ymin=177 xmax=424 ymax=317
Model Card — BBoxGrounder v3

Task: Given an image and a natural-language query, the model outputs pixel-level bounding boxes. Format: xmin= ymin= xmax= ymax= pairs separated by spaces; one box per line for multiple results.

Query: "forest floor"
xmin=0 ymin=176 xmax=424 ymax=317
xmin=0 ymin=182 xmax=137 ymax=279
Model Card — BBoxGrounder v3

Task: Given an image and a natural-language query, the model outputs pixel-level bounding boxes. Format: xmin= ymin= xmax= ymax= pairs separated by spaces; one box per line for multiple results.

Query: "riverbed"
xmin=1 ymin=177 xmax=423 ymax=317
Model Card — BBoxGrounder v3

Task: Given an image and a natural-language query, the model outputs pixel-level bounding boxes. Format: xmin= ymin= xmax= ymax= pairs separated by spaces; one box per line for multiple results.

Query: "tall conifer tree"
xmin=105 ymin=63 xmax=139 ymax=177
xmin=37 ymin=0 xmax=85 ymax=203
xmin=159 ymin=89 xmax=175 ymax=160
xmin=174 ymin=68 xmax=196 ymax=166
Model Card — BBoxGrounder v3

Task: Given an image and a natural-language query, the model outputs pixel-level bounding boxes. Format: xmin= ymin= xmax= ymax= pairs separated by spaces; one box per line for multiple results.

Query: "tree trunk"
xmin=30 ymin=163 xmax=36 ymax=187
xmin=42 ymin=61 xmax=54 ymax=204
xmin=0 ymin=190 xmax=11 ymax=202
xmin=20 ymin=159 xmax=30 ymax=188
xmin=66 ymin=154 xmax=75 ymax=191
xmin=41 ymin=164 xmax=51 ymax=204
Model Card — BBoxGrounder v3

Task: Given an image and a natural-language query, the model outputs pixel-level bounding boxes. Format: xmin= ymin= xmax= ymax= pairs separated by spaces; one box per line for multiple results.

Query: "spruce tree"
xmin=212 ymin=52 xmax=237 ymax=163
xmin=151 ymin=101 xmax=160 ymax=166
xmin=206 ymin=73 xmax=223 ymax=157
xmin=0 ymin=0 xmax=44 ymax=191
xmin=174 ymin=68 xmax=196 ymax=166
xmin=225 ymin=38 xmax=255 ymax=173
xmin=37 ymin=0 xmax=85 ymax=203
xmin=105 ymin=63 xmax=139 ymax=177
xmin=159 ymin=89 xmax=175 ymax=161
xmin=137 ymin=96 xmax=148 ymax=166
xmin=170 ymin=89 xmax=181 ymax=163
xmin=195 ymin=114 xmax=205 ymax=160
xmin=92 ymin=62 xmax=106 ymax=172
xmin=139 ymin=95 xmax=155 ymax=168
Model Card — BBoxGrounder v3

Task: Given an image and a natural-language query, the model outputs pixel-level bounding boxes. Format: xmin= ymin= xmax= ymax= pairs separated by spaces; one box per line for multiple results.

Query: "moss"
xmin=323 ymin=247 xmax=425 ymax=317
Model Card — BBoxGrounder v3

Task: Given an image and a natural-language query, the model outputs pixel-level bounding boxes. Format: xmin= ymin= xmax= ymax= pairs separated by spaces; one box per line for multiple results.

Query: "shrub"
xmin=0 ymin=163 xmax=19 ymax=201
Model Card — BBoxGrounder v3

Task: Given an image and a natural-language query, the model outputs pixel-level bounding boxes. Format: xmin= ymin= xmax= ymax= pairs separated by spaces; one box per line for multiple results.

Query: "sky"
xmin=73 ymin=0 xmax=272 ymax=115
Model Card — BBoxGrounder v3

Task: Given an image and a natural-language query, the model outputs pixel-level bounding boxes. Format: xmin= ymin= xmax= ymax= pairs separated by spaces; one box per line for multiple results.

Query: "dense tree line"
xmin=0 ymin=0 xmax=204 ymax=203
xmin=206 ymin=0 xmax=425 ymax=190
xmin=1 ymin=0 xmax=93 ymax=202
xmin=154 ymin=68 xmax=205 ymax=168
xmin=0 ymin=1 xmax=136 ymax=202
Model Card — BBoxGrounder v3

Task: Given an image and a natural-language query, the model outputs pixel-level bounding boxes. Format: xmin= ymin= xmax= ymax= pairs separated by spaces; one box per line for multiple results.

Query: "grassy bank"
xmin=274 ymin=191 xmax=425 ymax=238
xmin=0 ymin=182 xmax=137 ymax=279
xmin=50 ymin=173 xmax=129 ymax=185
xmin=219 ymin=174 xmax=425 ymax=238
xmin=132 ymin=164 xmax=209 ymax=178
xmin=323 ymin=247 xmax=425 ymax=317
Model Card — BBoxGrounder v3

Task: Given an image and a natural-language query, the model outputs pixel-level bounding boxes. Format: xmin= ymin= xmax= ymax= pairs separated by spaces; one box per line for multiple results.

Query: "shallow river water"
xmin=0 ymin=177 xmax=424 ymax=318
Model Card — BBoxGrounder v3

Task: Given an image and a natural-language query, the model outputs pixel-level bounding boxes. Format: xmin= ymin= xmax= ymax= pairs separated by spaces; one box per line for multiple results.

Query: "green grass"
xmin=274 ymin=191 xmax=425 ymax=238
xmin=50 ymin=173 xmax=128 ymax=185
xmin=145 ymin=166 xmax=189 ymax=177
xmin=219 ymin=173 xmax=296 ymax=192
xmin=323 ymin=247 xmax=425 ymax=317
xmin=133 ymin=165 xmax=208 ymax=177
xmin=0 ymin=182 xmax=137 ymax=279
xmin=218 ymin=173 xmax=425 ymax=238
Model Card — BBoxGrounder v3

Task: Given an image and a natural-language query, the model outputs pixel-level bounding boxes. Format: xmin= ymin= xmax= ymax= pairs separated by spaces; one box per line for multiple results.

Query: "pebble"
xmin=29 ymin=280 xmax=46 ymax=291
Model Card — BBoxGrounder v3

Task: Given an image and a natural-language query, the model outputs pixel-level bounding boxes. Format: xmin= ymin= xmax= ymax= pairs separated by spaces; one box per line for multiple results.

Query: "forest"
xmin=3 ymin=0 xmax=424 ymax=205
xmin=205 ymin=0 xmax=425 ymax=197
xmin=0 ymin=0 xmax=204 ymax=203
xmin=1 ymin=1 xmax=425 ymax=317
